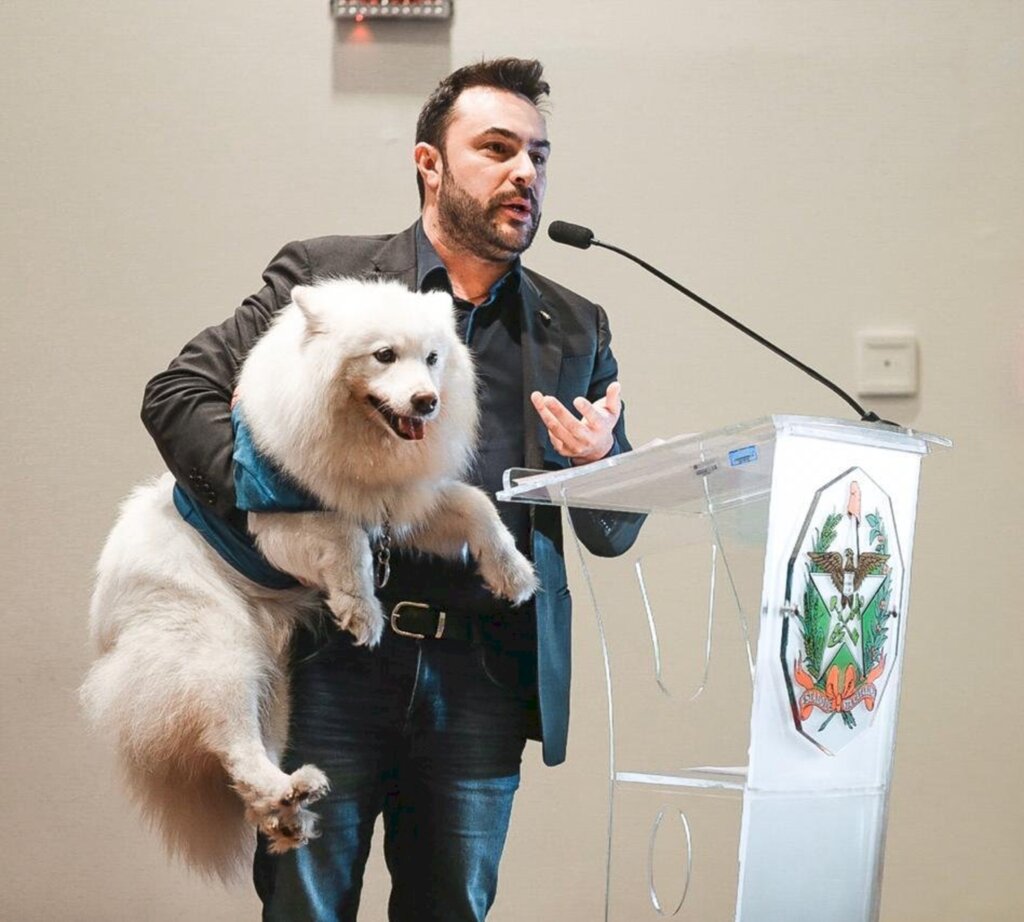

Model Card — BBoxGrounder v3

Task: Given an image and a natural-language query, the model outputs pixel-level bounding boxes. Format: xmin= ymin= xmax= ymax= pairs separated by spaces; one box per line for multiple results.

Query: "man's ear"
xmin=414 ymin=142 xmax=443 ymax=196
xmin=291 ymin=285 xmax=324 ymax=336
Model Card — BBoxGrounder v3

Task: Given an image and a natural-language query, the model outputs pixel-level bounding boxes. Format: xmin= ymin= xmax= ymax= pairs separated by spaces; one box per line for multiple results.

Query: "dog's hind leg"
xmin=197 ymin=636 xmax=330 ymax=855
xmin=220 ymin=742 xmax=330 ymax=855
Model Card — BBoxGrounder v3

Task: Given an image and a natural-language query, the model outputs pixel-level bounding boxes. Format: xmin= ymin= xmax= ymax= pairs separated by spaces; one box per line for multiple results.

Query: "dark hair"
xmin=415 ymin=57 xmax=550 ymax=205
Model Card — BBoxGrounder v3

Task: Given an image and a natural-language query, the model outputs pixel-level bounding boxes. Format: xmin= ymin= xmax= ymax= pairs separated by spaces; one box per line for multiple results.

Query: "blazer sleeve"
xmin=567 ymin=303 xmax=646 ymax=558
xmin=140 ymin=240 xmax=312 ymax=523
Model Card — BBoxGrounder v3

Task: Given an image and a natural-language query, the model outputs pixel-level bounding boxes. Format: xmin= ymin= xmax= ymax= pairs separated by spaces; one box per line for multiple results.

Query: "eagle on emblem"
xmin=808 ymin=547 xmax=888 ymax=610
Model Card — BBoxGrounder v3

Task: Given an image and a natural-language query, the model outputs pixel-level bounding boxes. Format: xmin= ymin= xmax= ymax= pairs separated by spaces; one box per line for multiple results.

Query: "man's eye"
xmin=374 ymin=348 xmax=397 ymax=364
xmin=485 ymin=142 xmax=507 ymax=155
xmin=531 ymin=152 xmax=548 ymax=166
xmin=426 ymin=351 xmax=438 ymax=367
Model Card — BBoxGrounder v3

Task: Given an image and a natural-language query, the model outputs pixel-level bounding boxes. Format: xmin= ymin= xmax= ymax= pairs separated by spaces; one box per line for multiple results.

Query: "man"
xmin=142 ymin=58 xmax=642 ymax=922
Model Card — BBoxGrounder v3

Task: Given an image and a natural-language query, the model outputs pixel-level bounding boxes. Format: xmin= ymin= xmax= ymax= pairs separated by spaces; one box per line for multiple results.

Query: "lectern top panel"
xmin=774 ymin=415 xmax=951 ymax=453
xmin=496 ymin=415 xmax=950 ymax=516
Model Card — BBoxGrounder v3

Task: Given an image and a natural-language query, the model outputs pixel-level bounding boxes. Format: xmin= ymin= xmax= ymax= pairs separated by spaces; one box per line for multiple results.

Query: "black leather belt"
xmin=388 ymin=601 xmax=479 ymax=643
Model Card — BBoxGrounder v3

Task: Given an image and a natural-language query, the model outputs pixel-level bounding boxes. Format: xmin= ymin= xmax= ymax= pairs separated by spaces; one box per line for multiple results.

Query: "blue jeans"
xmin=253 ymin=624 xmax=529 ymax=921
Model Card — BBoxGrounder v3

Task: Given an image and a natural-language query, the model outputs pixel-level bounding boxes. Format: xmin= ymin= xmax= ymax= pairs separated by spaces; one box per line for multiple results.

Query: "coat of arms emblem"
xmin=781 ymin=468 xmax=904 ymax=754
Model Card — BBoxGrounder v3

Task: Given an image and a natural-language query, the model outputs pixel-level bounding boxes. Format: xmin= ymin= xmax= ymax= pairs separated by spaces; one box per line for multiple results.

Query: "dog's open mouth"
xmin=367 ymin=396 xmax=428 ymax=441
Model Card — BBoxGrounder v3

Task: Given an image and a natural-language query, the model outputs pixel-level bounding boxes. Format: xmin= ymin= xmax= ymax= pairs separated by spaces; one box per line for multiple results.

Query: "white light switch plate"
xmin=856 ymin=332 xmax=918 ymax=397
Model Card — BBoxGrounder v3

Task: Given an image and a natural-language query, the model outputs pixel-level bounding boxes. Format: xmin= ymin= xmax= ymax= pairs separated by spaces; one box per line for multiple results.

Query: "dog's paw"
xmin=261 ymin=807 xmax=321 ymax=854
xmin=479 ymin=548 xmax=539 ymax=605
xmin=244 ymin=764 xmax=330 ymax=853
xmin=352 ymin=609 xmax=385 ymax=647
xmin=327 ymin=590 xmax=385 ymax=647
xmin=282 ymin=764 xmax=330 ymax=807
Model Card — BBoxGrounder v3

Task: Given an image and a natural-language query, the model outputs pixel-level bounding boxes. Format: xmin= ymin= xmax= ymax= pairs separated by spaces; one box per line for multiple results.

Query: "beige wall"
xmin=2 ymin=1 xmax=1021 ymax=919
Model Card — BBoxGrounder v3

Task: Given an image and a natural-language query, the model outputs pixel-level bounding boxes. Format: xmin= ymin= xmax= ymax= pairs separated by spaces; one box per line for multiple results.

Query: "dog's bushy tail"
xmin=122 ymin=751 xmax=254 ymax=881
xmin=80 ymin=655 xmax=256 ymax=882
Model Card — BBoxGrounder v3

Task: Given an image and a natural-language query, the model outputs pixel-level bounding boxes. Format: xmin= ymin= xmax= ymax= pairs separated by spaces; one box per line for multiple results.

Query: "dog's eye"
xmin=374 ymin=348 xmax=397 ymax=364
xmin=426 ymin=351 xmax=438 ymax=367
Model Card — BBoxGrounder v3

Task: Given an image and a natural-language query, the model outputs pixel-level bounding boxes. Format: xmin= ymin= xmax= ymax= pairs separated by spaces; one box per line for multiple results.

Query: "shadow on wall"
xmin=332 ymin=19 xmax=452 ymax=95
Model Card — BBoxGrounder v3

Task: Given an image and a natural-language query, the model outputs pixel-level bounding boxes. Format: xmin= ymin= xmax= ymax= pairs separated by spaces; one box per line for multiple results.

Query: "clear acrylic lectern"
xmin=499 ymin=415 xmax=950 ymax=922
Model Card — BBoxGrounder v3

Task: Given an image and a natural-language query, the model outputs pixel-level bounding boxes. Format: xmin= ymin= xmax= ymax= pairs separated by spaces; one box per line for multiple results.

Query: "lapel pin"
xmin=537 ymin=309 xmax=552 ymax=326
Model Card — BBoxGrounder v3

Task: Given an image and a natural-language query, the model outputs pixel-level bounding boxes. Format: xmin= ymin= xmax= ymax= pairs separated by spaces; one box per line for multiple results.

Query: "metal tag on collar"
xmin=375 ymin=555 xmax=391 ymax=590
xmin=375 ymin=520 xmax=392 ymax=589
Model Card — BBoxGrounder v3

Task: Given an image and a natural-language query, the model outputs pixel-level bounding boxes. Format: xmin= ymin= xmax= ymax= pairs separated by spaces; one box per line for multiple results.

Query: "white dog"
xmin=81 ymin=279 xmax=538 ymax=878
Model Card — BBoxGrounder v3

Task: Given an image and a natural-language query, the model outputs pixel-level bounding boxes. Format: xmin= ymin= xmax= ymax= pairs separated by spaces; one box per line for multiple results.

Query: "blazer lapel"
xmin=370 ymin=223 xmax=419 ymax=290
xmin=520 ymin=271 xmax=563 ymax=469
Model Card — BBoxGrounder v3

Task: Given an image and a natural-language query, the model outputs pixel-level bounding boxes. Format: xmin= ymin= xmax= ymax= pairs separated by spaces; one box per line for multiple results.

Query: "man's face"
xmin=434 ymin=86 xmax=549 ymax=262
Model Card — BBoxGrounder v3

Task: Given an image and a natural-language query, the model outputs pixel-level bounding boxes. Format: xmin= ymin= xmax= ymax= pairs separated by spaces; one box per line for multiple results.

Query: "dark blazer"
xmin=142 ymin=223 xmax=642 ymax=766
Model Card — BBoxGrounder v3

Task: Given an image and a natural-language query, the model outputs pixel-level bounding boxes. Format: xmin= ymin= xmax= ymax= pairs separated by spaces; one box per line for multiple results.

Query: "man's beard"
xmin=436 ymin=170 xmax=540 ymax=262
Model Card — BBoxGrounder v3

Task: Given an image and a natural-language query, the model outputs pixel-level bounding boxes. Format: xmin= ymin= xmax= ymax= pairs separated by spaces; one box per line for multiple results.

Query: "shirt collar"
xmin=415 ymin=220 xmax=522 ymax=306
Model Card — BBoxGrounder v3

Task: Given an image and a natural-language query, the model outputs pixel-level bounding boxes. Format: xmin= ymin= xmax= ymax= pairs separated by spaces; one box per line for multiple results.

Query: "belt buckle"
xmin=390 ymin=601 xmax=447 ymax=640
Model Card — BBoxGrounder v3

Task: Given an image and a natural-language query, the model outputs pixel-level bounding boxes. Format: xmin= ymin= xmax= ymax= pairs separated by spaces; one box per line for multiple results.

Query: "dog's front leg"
xmin=406 ymin=484 xmax=538 ymax=605
xmin=249 ymin=512 xmax=384 ymax=646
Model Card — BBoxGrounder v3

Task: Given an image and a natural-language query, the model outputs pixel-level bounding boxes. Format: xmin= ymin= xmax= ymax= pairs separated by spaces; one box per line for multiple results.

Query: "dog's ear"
xmin=291 ymin=286 xmax=325 ymax=336
xmin=422 ymin=290 xmax=460 ymax=335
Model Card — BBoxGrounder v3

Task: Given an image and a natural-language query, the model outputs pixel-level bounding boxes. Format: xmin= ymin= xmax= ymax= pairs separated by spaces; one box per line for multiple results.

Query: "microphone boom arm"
xmin=587 ymin=235 xmax=886 ymax=424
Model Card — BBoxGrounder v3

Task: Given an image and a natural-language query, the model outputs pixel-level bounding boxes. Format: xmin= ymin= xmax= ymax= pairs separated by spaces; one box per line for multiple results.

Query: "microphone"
xmin=547 ymin=220 xmax=892 ymax=425
xmin=548 ymin=220 xmax=594 ymax=250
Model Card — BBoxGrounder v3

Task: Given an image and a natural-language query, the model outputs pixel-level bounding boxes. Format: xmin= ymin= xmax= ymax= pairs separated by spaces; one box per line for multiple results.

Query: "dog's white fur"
xmin=81 ymin=279 xmax=537 ymax=879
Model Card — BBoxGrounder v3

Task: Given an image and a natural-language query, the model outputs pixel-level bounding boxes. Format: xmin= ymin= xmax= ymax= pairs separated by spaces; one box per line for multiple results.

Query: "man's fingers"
xmin=573 ymin=395 xmax=603 ymax=425
xmin=536 ymin=395 xmax=593 ymax=452
xmin=531 ymin=393 xmax=580 ymax=446
xmin=532 ymin=389 xmax=617 ymax=461
xmin=604 ymin=381 xmax=622 ymax=417
xmin=573 ymin=383 xmax=621 ymax=426
xmin=536 ymin=393 xmax=582 ymax=432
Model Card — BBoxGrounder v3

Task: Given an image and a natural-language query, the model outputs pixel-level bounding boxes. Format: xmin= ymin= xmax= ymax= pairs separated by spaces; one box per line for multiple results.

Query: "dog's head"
xmin=289 ymin=279 xmax=471 ymax=446
xmin=239 ymin=278 xmax=478 ymax=495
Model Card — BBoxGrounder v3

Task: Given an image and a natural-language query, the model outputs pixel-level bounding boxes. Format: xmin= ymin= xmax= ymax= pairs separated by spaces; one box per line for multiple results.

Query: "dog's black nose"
xmin=411 ymin=392 xmax=438 ymax=415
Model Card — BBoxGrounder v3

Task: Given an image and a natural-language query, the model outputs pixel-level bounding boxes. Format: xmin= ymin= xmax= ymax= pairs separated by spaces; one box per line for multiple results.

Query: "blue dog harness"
xmin=173 ymin=406 xmax=321 ymax=589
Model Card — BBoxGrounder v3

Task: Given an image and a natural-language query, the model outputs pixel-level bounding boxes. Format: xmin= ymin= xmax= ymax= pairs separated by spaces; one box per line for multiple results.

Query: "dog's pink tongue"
xmin=398 ymin=417 xmax=425 ymax=440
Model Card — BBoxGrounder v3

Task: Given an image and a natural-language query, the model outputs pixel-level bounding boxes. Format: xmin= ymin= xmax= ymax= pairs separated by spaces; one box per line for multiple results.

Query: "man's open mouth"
xmin=499 ymin=200 xmax=532 ymax=221
xmin=367 ymin=395 xmax=427 ymax=441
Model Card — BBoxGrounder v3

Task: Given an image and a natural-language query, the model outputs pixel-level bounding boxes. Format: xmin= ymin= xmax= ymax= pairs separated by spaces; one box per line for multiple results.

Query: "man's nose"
xmin=510 ymin=150 xmax=537 ymax=187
